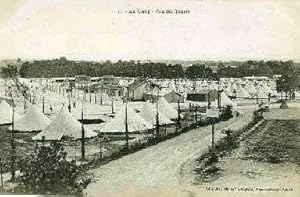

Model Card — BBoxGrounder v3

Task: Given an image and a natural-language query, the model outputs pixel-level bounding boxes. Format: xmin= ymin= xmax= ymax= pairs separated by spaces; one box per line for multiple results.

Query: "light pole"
xmin=195 ymin=105 xmax=198 ymax=125
xmin=177 ymin=98 xmax=181 ymax=131
xmin=23 ymin=90 xmax=27 ymax=110
xmin=32 ymin=92 xmax=35 ymax=104
xmin=81 ymin=101 xmax=85 ymax=161
xmin=10 ymin=91 xmax=16 ymax=181
xmin=207 ymin=91 xmax=211 ymax=109
xmin=100 ymin=84 xmax=104 ymax=105
xmin=207 ymin=110 xmax=219 ymax=156
xmin=217 ymin=77 xmax=221 ymax=110
xmin=42 ymin=88 xmax=46 ymax=113
xmin=67 ymin=88 xmax=71 ymax=113
xmin=89 ymin=88 xmax=92 ymax=103
xmin=99 ymin=135 xmax=103 ymax=161
xmin=42 ymin=94 xmax=45 ymax=113
xmin=0 ymin=159 xmax=3 ymax=190
xmin=211 ymin=119 xmax=215 ymax=153
xmin=125 ymin=100 xmax=129 ymax=151
xmin=155 ymin=88 xmax=160 ymax=138
xmin=111 ymin=97 xmax=114 ymax=114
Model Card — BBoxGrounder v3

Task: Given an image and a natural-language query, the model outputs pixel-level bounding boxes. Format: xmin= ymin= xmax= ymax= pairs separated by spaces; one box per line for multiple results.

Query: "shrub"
xmin=220 ymin=106 xmax=233 ymax=121
xmin=17 ymin=142 xmax=87 ymax=195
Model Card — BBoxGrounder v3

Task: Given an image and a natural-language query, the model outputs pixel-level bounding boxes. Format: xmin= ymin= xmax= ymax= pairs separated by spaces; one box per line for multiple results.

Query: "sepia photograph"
xmin=0 ymin=0 xmax=299 ymax=196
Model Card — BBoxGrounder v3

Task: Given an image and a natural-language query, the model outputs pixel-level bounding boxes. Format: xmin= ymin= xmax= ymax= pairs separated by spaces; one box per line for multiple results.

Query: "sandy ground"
xmin=83 ymin=108 xmax=254 ymax=196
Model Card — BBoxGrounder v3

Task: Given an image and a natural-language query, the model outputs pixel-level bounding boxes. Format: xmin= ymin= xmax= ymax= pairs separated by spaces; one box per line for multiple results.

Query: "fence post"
xmin=211 ymin=120 xmax=215 ymax=153
xmin=0 ymin=160 xmax=3 ymax=191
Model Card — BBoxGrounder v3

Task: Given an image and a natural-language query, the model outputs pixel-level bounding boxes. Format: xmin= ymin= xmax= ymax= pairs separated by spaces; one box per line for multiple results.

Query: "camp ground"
xmin=0 ymin=71 xmax=299 ymax=195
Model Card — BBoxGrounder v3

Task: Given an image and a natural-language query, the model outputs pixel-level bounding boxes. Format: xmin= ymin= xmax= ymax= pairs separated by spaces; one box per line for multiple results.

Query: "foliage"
xmin=185 ymin=64 xmax=214 ymax=79
xmin=19 ymin=58 xmax=185 ymax=79
xmin=17 ymin=143 xmax=87 ymax=195
xmin=243 ymin=120 xmax=300 ymax=164
xmin=16 ymin=58 xmax=300 ymax=91
xmin=1 ymin=64 xmax=18 ymax=78
xmin=219 ymin=106 xmax=233 ymax=121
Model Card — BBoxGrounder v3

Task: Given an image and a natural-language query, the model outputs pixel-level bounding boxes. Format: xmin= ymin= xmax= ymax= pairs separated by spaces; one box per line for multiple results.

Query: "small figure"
xmin=73 ymin=101 xmax=76 ymax=108
xmin=280 ymin=100 xmax=288 ymax=109
xmin=50 ymin=105 xmax=53 ymax=112
xmin=222 ymin=127 xmax=233 ymax=145
xmin=68 ymin=104 xmax=71 ymax=112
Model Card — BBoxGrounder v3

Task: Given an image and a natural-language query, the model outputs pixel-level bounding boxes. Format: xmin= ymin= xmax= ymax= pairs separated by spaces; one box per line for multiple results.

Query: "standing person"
xmin=73 ymin=101 xmax=76 ymax=108
xmin=50 ymin=105 xmax=53 ymax=113
xmin=222 ymin=127 xmax=233 ymax=145
xmin=68 ymin=104 xmax=71 ymax=112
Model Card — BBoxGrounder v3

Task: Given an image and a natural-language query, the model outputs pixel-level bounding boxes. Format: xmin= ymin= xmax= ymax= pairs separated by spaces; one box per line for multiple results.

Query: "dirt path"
xmin=84 ymin=109 xmax=254 ymax=196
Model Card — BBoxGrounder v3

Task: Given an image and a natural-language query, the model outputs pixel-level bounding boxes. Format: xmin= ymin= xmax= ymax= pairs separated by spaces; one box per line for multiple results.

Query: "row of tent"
xmin=146 ymin=78 xmax=275 ymax=94
xmin=101 ymin=97 xmax=178 ymax=133
xmin=0 ymin=97 xmax=179 ymax=141
xmin=223 ymin=84 xmax=273 ymax=99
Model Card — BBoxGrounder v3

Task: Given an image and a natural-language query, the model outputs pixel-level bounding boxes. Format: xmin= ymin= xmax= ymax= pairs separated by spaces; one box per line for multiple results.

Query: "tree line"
xmin=18 ymin=57 xmax=184 ymax=79
xmin=1 ymin=58 xmax=299 ymax=90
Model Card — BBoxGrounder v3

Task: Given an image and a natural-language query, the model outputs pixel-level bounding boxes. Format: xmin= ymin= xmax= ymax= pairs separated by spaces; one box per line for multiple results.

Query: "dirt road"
xmin=84 ymin=109 xmax=254 ymax=196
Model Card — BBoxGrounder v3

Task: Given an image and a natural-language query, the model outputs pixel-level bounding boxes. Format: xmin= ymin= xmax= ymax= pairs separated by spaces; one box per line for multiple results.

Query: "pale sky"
xmin=0 ymin=0 xmax=299 ymax=61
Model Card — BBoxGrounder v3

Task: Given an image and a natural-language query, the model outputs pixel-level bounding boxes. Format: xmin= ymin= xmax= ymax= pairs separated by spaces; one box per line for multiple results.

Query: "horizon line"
xmin=0 ymin=57 xmax=298 ymax=63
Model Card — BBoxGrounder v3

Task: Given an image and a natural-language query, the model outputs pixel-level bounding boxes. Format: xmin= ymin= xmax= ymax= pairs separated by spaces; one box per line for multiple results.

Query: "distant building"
xmin=144 ymin=90 xmax=184 ymax=103
xmin=74 ymin=75 xmax=91 ymax=88
xmin=164 ymin=91 xmax=184 ymax=103
xmin=187 ymin=90 xmax=218 ymax=102
xmin=243 ymin=76 xmax=270 ymax=81
xmin=127 ymin=79 xmax=149 ymax=101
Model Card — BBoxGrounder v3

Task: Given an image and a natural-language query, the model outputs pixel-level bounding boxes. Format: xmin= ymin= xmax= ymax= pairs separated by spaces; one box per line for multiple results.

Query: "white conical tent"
xmin=139 ymin=102 xmax=173 ymax=126
xmin=157 ymin=97 xmax=178 ymax=119
xmin=10 ymin=104 xmax=51 ymax=132
xmin=256 ymin=88 xmax=268 ymax=99
xmin=261 ymin=84 xmax=273 ymax=95
xmin=247 ymin=83 xmax=257 ymax=95
xmin=211 ymin=92 xmax=234 ymax=108
xmin=168 ymin=81 xmax=177 ymax=92
xmin=32 ymin=107 xmax=97 ymax=140
xmin=220 ymin=92 xmax=234 ymax=106
xmin=231 ymin=83 xmax=238 ymax=92
xmin=100 ymin=104 xmax=153 ymax=133
xmin=0 ymin=100 xmax=13 ymax=125
xmin=224 ymin=86 xmax=233 ymax=96
xmin=235 ymin=86 xmax=250 ymax=98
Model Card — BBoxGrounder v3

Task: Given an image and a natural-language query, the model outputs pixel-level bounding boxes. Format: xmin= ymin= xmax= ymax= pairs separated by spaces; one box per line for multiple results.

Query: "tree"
xmin=17 ymin=143 xmax=89 ymax=195
xmin=1 ymin=65 xmax=18 ymax=78
xmin=276 ymin=62 xmax=299 ymax=94
xmin=185 ymin=64 xmax=213 ymax=79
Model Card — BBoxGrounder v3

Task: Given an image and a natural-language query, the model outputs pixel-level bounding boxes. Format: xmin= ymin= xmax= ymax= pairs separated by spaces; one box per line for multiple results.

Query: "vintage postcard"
xmin=0 ymin=0 xmax=299 ymax=196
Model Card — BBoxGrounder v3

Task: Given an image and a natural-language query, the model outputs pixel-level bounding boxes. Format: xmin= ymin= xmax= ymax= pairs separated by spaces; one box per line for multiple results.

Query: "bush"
xmin=220 ymin=106 xmax=233 ymax=121
xmin=17 ymin=142 xmax=87 ymax=195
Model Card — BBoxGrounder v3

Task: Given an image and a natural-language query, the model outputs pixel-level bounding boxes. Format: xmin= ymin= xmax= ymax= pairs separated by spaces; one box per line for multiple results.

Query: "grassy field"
xmin=193 ymin=118 xmax=300 ymax=195
xmin=242 ymin=120 xmax=300 ymax=163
